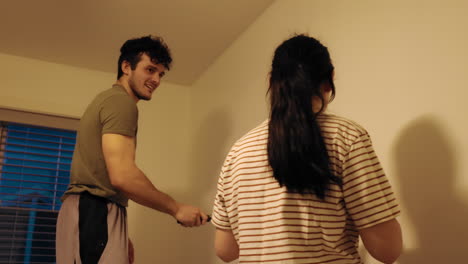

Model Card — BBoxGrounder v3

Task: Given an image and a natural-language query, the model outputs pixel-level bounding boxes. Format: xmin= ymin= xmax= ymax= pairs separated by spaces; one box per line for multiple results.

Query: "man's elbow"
xmin=109 ymin=175 xmax=124 ymax=190
xmin=109 ymin=170 xmax=131 ymax=191
xmin=108 ymin=164 xmax=138 ymax=190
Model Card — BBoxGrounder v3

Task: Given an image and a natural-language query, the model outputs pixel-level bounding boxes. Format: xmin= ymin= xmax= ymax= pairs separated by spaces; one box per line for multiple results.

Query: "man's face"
xmin=126 ymin=53 xmax=167 ymax=101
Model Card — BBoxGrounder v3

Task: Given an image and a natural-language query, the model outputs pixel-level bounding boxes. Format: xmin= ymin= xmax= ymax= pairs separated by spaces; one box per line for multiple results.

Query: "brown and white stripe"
xmin=212 ymin=114 xmax=400 ymax=264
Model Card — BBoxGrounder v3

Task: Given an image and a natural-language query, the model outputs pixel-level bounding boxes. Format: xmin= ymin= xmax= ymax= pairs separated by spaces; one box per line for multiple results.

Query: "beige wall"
xmin=191 ymin=0 xmax=468 ymax=263
xmin=1 ymin=53 xmax=113 ymax=117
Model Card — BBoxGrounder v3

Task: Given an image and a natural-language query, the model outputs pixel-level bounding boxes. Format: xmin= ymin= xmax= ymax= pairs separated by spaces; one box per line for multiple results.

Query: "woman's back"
xmin=212 ymin=113 xmax=400 ymax=263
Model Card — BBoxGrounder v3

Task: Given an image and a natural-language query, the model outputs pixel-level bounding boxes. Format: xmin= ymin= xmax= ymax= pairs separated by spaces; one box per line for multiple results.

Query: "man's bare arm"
xmin=102 ymin=133 xmax=208 ymax=226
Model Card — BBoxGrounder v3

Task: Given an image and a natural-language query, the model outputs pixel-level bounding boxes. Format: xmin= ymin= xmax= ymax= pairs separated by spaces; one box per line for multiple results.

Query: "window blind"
xmin=0 ymin=122 xmax=76 ymax=264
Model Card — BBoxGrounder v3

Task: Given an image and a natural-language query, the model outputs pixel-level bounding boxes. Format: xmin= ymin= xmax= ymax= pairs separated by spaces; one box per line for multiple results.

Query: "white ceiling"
xmin=0 ymin=0 xmax=274 ymax=85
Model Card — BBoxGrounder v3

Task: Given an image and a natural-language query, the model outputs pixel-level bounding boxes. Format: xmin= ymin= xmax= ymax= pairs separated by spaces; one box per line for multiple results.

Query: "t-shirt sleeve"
xmin=211 ymin=168 xmax=232 ymax=230
xmin=342 ymin=132 xmax=400 ymax=230
xmin=99 ymin=95 xmax=138 ymax=137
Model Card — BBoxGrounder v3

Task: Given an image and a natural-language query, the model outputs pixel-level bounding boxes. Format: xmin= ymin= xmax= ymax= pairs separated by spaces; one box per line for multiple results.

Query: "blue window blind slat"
xmin=8 ymin=125 xmax=76 ymax=138
xmin=1 ymin=151 xmax=73 ymax=163
xmin=3 ymin=158 xmax=71 ymax=169
xmin=5 ymin=143 xmax=74 ymax=154
xmin=4 ymin=145 xmax=74 ymax=158
xmin=0 ymin=171 xmax=70 ymax=181
xmin=7 ymin=131 xmax=76 ymax=145
xmin=2 ymin=165 xmax=71 ymax=176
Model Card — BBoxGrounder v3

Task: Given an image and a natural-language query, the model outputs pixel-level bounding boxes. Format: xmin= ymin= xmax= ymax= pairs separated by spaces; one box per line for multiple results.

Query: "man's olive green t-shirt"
xmin=63 ymin=84 xmax=137 ymax=206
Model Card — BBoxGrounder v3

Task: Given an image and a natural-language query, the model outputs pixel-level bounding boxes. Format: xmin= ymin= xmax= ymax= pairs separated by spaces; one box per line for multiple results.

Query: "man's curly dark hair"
xmin=117 ymin=35 xmax=172 ymax=79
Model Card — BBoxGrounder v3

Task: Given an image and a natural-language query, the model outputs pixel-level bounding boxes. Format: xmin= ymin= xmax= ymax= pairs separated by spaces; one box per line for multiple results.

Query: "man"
xmin=56 ymin=35 xmax=209 ymax=264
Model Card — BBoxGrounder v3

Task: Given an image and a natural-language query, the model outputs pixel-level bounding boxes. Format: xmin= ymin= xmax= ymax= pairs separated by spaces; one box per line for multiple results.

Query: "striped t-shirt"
xmin=212 ymin=114 xmax=400 ymax=264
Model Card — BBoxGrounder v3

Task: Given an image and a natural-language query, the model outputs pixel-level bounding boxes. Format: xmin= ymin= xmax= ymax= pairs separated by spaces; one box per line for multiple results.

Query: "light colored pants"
xmin=56 ymin=194 xmax=128 ymax=264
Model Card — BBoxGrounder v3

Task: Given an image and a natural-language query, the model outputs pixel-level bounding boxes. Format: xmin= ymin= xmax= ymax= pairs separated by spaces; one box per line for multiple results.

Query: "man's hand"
xmin=175 ymin=203 xmax=209 ymax=227
xmin=128 ymin=238 xmax=134 ymax=264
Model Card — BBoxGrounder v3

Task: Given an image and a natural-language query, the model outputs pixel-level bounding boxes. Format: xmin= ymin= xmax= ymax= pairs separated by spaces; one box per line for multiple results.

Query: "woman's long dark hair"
xmin=267 ymin=34 xmax=341 ymax=199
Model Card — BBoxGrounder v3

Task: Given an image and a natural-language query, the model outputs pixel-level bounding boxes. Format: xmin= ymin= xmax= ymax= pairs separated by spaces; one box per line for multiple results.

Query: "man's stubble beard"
xmin=129 ymin=78 xmax=151 ymax=101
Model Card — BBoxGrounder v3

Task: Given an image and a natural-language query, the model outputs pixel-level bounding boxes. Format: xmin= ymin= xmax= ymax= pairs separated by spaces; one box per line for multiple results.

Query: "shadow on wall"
xmin=393 ymin=115 xmax=468 ymax=263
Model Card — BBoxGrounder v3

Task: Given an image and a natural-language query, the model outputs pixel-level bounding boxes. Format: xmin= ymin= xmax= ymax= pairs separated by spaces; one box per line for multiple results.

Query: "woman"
xmin=212 ymin=34 xmax=402 ymax=264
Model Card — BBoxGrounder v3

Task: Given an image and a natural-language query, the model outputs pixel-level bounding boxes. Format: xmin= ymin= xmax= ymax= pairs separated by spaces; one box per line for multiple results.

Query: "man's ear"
xmin=121 ymin=60 xmax=131 ymax=75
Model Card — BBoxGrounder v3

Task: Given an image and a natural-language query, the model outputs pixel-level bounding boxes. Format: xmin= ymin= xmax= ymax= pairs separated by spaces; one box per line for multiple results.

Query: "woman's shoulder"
xmin=318 ymin=113 xmax=369 ymax=137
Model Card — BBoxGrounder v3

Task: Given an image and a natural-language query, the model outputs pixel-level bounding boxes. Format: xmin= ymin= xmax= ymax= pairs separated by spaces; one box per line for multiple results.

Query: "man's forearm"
xmin=112 ymin=166 xmax=178 ymax=217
